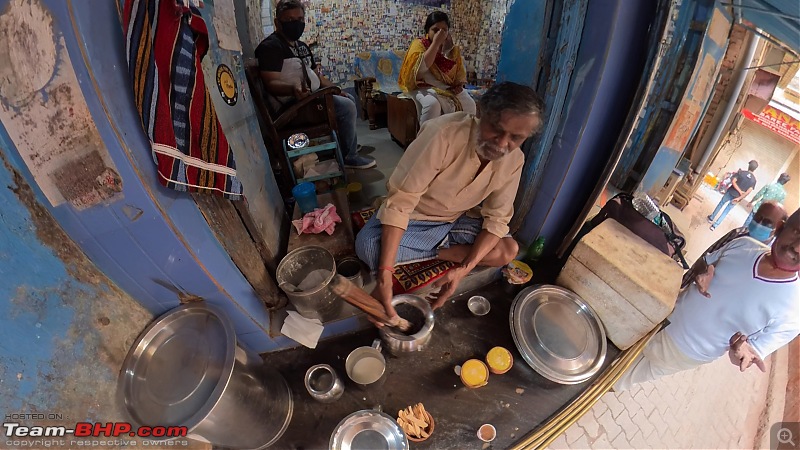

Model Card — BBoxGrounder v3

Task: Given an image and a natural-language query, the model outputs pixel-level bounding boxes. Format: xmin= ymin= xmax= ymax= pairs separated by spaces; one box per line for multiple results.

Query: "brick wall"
xmin=685 ymin=24 xmax=747 ymax=169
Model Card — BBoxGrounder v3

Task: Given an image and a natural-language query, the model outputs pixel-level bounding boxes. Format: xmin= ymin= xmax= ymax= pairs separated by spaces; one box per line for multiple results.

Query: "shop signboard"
xmin=742 ymin=105 xmax=800 ymax=144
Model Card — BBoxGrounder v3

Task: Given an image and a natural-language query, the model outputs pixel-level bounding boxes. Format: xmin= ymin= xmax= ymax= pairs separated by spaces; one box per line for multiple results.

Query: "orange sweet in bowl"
xmin=460 ymin=359 xmax=489 ymax=388
xmin=486 ymin=346 xmax=514 ymax=374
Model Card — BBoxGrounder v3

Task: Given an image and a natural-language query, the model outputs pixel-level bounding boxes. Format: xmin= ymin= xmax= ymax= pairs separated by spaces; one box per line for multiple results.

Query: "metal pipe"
xmin=696 ymin=33 xmax=760 ymax=173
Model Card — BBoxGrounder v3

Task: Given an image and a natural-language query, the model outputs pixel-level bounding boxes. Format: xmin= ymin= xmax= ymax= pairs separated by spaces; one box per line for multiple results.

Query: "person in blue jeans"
xmin=707 ymin=160 xmax=758 ymax=230
xmin=255 ymin=0 xmax=376 ymax=169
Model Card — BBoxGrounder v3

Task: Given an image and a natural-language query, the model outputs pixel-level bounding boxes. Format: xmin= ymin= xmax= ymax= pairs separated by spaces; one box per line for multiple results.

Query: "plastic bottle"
xmin=631 ymin=192 xmax=659 ymax=222
xmin=526 ymin=237 xmax=546 ymax=263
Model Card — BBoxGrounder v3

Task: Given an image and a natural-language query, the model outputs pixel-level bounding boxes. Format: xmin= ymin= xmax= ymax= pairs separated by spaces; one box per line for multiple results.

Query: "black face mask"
xmin=280 ymin=20 xmax=305 ymax=41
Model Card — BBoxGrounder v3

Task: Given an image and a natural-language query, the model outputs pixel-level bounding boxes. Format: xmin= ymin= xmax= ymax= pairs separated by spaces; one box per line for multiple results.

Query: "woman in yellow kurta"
xmin=398 ymin=11 xmax=476 ymax=124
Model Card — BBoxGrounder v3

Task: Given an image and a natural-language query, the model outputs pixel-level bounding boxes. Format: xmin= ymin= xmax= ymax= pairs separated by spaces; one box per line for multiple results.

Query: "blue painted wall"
xmin=610 ymin=0 xmax=717 ymax=190
xmin=0 ymin=129 xmax=152 ymax=423
xmin=502 ymin=0 xmax=658 ymax=251
xmin=639 ymin=3 xmax=730 ymax=196
xmin=0 ymin=0 xmax=291 ymax=353
xmin=504 ymin=0 xmax=589 ymax=237
xmin=496 ymin=0 xmax=548 ymax=87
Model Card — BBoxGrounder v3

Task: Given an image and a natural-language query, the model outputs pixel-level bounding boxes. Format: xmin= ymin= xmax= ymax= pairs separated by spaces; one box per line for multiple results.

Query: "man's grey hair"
xmin=276 ymin=0 xmax=304 ymax=17
xmin=478 ymin=82 xmax=545 ymax=135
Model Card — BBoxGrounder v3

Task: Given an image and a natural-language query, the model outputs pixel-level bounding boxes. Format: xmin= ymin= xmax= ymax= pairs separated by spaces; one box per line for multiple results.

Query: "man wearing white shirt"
xmin=615 ymin=208 xmax=800 ymax=391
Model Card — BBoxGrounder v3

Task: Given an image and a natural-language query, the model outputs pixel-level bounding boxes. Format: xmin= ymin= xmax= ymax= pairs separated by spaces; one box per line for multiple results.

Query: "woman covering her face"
xmin=398 ymin=11 xmax=476 ymax=124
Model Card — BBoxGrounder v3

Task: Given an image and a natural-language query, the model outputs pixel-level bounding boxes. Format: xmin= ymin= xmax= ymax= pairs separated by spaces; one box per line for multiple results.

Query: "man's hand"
xmin=732 ymin=197 xmax=742 ymax=204
xmin=369 ymin=270 xmax=397 ymax=328
xmin=728 ymin=332 xmax=767 ymax=372
xmin=695 ymin=264 xmax=714 ymax=298
xmin=426 ymin=266 xmax=468 ymax=309
xmin=293 ymin=80 xmax=309 ymax=99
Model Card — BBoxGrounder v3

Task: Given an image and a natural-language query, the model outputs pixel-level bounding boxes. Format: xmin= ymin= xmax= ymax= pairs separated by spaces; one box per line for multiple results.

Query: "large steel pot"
xmin=277 ymin=246 xmax=341 ymax=322
xmin=118 ymin=303 xmax=293 ymax=449
xmin=379 ymin=294 xmax=434 ymax=355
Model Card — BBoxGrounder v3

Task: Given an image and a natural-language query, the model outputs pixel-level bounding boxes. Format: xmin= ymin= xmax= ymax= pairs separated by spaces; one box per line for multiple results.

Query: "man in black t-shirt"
xmin=707 ymin=160 xmax=758 ymax=230
xmin=255 ymin=0 xmax=376 ymax=170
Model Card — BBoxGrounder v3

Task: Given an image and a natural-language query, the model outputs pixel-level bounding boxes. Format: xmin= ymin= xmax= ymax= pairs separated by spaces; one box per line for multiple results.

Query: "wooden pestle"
xmin=328 ymin=274 xmax=412 ymax=332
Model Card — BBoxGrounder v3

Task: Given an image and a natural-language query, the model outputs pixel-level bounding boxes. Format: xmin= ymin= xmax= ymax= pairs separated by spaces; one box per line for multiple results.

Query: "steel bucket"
xmin=276 ymin=246 xmax=342 ymax=322
xmin=118 ymin=303 xmax=293 ymax=449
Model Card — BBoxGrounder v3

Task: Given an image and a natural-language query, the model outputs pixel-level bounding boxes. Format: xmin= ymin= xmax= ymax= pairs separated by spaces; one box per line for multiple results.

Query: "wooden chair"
xmin=354 ymin=76 xmax=388 ymax=130
xmin=244 ymin=59 xmax=344 ymax=197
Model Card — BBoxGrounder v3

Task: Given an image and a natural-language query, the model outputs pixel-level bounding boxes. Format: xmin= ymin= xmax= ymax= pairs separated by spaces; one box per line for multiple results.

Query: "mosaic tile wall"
xmin=260 ymin=0 xmax=514 ymax=85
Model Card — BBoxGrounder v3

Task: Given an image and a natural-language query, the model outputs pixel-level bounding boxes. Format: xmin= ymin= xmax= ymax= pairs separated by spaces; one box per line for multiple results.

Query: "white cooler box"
xmin=557 ymin=219 xmax=683 ymax=350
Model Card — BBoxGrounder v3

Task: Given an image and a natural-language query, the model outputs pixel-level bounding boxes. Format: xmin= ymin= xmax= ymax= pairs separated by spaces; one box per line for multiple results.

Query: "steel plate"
xmin=510 ymin=285 xmax=606 ymax=384
xmin=329 ymin=410 xmax=408 ymax=450
xmin=118 ymin=303 xmax=235 ymax=428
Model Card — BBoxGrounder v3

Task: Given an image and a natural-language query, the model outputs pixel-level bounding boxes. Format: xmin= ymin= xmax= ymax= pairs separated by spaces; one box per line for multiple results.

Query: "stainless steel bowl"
xmin=509 ymin=285 xmax=607 ymax=384
xmin=329 ymin=410 xmax=408 ymax=450
xmin=336 ymin=256 xmax=364 ymax=289
xmin=468 ymin=295 xmax=491 ymax=316
xmin=379 ymin=294 xmax=434 ymax=355
xmin=118 ymin=303 xmax=292 ymax=449
xmin=305 ymin=364 xmax=344 ymax=403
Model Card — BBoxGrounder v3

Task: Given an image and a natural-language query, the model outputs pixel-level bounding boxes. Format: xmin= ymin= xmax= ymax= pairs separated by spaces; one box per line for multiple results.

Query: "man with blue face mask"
xmin=681 ymin=201 xmax=787 ymax=289
xmin=615 ymin=207 xmax=800 ymax=391
xmin=255 ymin=0 xmax=376 ymax=170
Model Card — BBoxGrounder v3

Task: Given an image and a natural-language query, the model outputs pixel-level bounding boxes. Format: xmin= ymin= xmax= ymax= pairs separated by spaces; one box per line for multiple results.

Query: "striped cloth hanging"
xmin=124 ymin=0 xmax=243 ymax=200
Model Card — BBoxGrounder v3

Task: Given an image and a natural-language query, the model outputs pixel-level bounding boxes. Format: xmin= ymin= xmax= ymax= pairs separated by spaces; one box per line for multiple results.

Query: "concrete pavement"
xmin=547 ymin=185 xmax=791 ymax=449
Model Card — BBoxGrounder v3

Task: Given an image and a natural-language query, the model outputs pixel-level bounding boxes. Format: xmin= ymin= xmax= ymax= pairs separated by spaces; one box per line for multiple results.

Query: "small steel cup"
xmin=305 ymin=364 xmax=344 ymax=403
xmin=336 ymin=256 xmax=364 ymax=288
xmin=468 ymin=296 xmax=491 ymax=316
xmin=345 ymin=339 xmax=386 ymax=386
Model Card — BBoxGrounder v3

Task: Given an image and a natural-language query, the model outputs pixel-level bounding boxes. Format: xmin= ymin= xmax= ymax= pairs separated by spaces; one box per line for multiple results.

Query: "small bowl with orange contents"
xmin=459 ymin=359 xmax=490 ymax=388
xmin=486 ymin=346 xmax=514 ymax=375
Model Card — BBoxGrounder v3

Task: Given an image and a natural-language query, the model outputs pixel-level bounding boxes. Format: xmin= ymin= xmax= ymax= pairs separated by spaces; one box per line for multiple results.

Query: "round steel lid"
xmin=329 ymin=410 xmax=408 ymax=450
xmin=510 ymin=285 xmax=606 ymax=384
xmin=118 ymin=303 xmax=236 ymax=428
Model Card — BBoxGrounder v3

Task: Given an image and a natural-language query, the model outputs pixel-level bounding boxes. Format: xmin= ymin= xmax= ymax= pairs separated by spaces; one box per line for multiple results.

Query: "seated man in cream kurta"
xmin=355 ymin=82 xmax=544 ymax=318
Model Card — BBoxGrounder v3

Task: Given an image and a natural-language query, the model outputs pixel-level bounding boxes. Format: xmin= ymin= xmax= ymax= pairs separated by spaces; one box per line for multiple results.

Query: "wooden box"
xmin=387 ymin=94 xmax=419 ymax=148
xmin=556 ymin=219 xmax=683 ymax=350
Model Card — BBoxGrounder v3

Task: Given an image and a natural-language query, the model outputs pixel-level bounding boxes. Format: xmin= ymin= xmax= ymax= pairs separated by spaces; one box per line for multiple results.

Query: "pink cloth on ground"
xmin=292 ymin=203 xmax=342 ymax=235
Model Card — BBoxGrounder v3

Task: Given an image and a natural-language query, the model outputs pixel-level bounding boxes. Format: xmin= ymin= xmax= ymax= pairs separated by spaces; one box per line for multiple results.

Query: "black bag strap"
xmin=589 ymin=192 xmax=690 ymax=269
xmin=658 ymin=211 xmax=690 ymax=269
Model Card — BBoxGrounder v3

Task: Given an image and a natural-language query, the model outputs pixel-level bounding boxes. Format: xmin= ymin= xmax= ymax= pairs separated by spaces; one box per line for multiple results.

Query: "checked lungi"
xmin=355 ymin=214 xmax=484 ymax=270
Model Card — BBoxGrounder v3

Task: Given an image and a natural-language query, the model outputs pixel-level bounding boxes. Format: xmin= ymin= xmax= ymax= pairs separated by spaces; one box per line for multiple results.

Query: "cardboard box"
xmin=557 ymin=219 xmax=683 ymax=349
